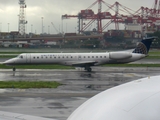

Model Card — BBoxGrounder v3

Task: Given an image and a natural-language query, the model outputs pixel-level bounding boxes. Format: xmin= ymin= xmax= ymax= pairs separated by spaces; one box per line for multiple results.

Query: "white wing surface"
xmin=68 ymin=75 xmax=160 ymax=120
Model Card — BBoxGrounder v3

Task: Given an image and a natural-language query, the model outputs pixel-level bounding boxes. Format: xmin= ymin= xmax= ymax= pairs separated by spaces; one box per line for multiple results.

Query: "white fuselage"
xmin=3 ymin=52 xmax=146 ymax=66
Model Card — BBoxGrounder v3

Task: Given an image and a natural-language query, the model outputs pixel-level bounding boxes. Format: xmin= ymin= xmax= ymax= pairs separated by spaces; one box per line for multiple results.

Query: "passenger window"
xmin=92 ymin=56 xmax=94 ymax=58
xmin=100 ymin=56 xmax=102 ymax=58
xmin=104 ymin=56 xmax=106 ymax=58
xmin=88 ymin=56 xmax=90 ymax=58
xmin=33 ymin=57 xmax=35 ymax=59
xmin=96 ymin=56 xmax=98 ymax=58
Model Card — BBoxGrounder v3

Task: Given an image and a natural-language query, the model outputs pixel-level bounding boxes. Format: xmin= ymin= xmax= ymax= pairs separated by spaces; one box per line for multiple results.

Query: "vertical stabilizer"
xmin=132 ymin=37 xmax=156 ymax=54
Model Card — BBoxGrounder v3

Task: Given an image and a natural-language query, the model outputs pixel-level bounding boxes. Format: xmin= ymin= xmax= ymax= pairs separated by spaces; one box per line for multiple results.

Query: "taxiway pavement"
xmin=0 ymin=67 xmax=160 ymax=120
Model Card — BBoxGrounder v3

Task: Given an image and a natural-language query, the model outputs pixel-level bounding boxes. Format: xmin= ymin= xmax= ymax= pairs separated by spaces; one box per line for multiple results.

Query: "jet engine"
xmin=109 ymin=52 xmax=132 ymax=60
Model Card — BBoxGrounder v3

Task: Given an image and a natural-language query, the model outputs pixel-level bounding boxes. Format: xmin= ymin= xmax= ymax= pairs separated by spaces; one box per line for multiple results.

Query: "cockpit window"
xmin=18 ymin=55 xmax=23 ymax=59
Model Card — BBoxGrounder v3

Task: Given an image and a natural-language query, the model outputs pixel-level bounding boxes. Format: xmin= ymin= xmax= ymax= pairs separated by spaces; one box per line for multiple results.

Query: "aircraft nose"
xmin=3 ymin=58 xmax=15 ymax=65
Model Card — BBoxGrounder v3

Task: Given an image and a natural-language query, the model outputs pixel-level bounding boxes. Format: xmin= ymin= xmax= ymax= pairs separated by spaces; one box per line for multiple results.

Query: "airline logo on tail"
xmin=132 ymin=37 xmax=155 ymax=55
xmin=133 ymin=42 xmax=148 ymax=54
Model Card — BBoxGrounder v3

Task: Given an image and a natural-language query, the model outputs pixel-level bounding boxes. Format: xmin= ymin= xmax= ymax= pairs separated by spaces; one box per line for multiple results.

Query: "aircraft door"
xmin=26 ymin=53 xmax=31 ymax=63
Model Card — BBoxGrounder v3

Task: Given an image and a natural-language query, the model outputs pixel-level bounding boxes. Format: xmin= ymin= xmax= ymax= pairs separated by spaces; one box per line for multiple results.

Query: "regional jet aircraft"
xmin=3 ymin=37 xmax=156 ymax=72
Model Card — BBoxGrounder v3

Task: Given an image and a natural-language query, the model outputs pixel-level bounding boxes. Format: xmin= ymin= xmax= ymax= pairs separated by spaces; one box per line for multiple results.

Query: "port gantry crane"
xmin=62 ymin=0 xmax=160 ymax=34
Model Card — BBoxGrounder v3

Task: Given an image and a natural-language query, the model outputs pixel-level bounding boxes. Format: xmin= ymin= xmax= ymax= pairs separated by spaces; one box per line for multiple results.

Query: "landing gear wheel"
xmin=13 ymin=67 xmax=16 ymax=72
xmin=87 ymin=68 xmax=92 ymax=72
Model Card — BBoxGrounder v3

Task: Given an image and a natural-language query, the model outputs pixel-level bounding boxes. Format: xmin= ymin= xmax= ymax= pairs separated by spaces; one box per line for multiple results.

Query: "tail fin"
xmin=132 ymin=37 xmax=156 ymax=55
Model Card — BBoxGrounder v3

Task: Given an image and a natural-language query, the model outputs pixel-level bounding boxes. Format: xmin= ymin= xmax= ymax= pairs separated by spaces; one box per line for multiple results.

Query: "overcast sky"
xmin=0 ymin=0 xmax=154 ymax=34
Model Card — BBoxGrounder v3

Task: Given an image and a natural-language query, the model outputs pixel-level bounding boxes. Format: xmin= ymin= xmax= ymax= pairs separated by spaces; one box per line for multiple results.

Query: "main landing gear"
xmin=85 ymin=66 xmax=92 ymax=72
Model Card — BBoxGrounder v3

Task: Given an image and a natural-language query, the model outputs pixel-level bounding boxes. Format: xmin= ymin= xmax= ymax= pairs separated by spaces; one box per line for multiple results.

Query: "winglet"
xmin=132 ymin=37 xmax=156 ymax=55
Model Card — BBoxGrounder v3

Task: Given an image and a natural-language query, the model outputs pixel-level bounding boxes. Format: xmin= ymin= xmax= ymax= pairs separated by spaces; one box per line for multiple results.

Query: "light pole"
xmin=43 ymin=26 xmax=45 ymax=34
xmin=66 ymin=23 xmax=67 ymax=33
xmin=41 ymin=17 xmax=43 ymax=34
xmin=31 ymin=24 xmax=33 ymax=33
xmin=8 ymin=23 xmax=10 ymax=33
xmin=48 ymin=25 xmax=50 ymax=34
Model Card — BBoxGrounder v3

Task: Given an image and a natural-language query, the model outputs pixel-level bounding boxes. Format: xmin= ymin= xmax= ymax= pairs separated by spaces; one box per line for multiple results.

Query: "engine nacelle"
xmin=109 ymin=52 xmax=132 ymax=60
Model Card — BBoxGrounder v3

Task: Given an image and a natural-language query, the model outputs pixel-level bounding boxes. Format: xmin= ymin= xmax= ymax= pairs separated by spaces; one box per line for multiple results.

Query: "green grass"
xmin=146 ymin=56 xmax=160 ymax=59
xmin=149 ymin=51 xmax=160 ymax=55
xmin=0 ymin=81 xmax=61 ymax=89
xmin=0 ymin=64 xmax=74 ymax=69
xmin=0 ymin=55 xmax=17 ymax=58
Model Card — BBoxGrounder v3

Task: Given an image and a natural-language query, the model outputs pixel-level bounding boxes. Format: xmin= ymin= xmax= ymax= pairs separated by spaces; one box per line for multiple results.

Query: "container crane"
xmin=62 ymin=0 xmax=160 ymax=34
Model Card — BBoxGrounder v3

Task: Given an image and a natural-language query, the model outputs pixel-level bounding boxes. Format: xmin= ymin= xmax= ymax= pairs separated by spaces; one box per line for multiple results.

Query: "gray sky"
xmin=0 ymin=0 xmax=154 ymax=34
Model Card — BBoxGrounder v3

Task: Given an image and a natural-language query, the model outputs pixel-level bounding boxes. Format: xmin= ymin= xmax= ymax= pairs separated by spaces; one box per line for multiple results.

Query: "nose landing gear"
xmin=13 ymin=67 xmax=16 ymax=72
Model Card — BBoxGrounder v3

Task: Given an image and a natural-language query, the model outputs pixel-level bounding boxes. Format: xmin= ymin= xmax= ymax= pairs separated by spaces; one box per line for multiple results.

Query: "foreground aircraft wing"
xmin=67 ymin=75 xmax=160 ymax=120
xmin=71 ymin=61 xmax=98 ymax=67
xmin=0 ymin=111 xmax=57 ymax=120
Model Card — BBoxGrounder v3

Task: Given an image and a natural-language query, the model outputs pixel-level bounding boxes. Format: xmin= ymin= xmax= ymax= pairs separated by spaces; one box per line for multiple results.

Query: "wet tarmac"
xmin=0 ymin=67 xmax=160 ymax=120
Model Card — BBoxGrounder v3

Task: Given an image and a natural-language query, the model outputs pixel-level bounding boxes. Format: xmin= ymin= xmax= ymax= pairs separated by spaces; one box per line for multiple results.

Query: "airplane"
xmin=2 ymin=37 xmax=156 ymax=72
xmin=0 ymin=75 xmax=160 ymax=120
xmin=67 ymin=75 xmax=160 ymax=120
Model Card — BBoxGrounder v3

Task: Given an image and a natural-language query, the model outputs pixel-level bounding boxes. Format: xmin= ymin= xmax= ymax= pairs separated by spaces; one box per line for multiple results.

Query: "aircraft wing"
xmin=71 ymin=61 xmax=98 ymax=67
xmin=0 ymin=111 xmax=57 ymax=120
xmin=67 ymin=75 xmax=160 ymax=120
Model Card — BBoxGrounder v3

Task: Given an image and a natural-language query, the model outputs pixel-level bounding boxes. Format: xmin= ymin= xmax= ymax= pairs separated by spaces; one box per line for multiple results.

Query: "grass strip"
xmin=0 ymin=81 xmax=61 ymax=89
xmin=0 ymin=55 xmax=17 ymax=58
xmin=146 ymin=56 xmax=160 ymax=59
xmin=0 ymin=64 xmax=74 ymax=69
xmin=149 ymin=51 xmax=160 ymax=55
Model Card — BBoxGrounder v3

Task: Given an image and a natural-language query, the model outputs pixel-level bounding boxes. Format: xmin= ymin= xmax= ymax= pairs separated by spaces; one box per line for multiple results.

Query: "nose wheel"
xmin=13 ymin=67 xmax=16 ymax=72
